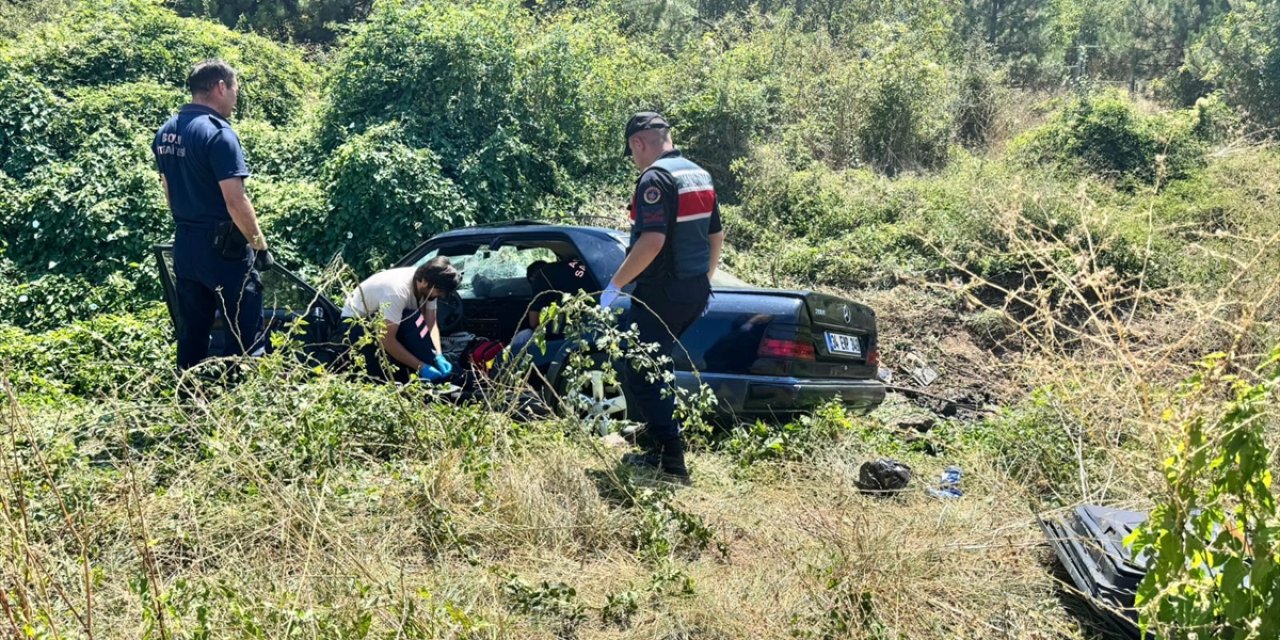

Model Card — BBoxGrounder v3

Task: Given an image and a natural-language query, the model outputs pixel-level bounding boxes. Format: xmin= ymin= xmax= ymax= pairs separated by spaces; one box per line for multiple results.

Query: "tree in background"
xmin=956 ymin=0 xmax=1059 ymax=84
xmin=167 ymin=0 xmax=374 ymax=43
xmin=1188 ymin=0 xmax=1280 ymax=130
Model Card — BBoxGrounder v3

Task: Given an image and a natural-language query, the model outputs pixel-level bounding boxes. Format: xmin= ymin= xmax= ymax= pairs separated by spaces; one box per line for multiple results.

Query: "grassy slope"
xmin=6 ymin=121 xmax=1280 ymax=640
xmin=4 ymin=372 xmax=1095 ymax=639
xmin=4 ymin=2 xmax=1280 ymax=637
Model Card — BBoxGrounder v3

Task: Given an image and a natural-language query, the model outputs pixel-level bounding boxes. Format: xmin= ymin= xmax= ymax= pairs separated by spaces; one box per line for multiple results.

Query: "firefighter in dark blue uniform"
xmin=153 ymin=60 xmax=273 ymax=370
xmin=602 ymin=112 xmax=726 ymax=482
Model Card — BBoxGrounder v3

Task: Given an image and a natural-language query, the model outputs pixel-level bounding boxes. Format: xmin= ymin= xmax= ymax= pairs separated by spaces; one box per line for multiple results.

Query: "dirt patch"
xmin=839 ymin=284 xmax=1023 ymax=409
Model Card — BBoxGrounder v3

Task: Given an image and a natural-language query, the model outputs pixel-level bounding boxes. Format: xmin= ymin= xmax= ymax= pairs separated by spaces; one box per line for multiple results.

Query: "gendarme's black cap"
xmin=622 ymin=111 xmax=670 ymax=156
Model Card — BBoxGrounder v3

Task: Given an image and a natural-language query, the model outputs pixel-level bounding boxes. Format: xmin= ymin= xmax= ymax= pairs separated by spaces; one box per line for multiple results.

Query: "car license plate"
xmin=825 ymin=331 xmax=862 ymax=356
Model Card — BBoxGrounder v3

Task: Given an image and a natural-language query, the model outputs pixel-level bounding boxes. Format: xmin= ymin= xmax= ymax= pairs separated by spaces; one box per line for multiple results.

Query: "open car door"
xmin=153 ymin=245 xmax=344 ymax=365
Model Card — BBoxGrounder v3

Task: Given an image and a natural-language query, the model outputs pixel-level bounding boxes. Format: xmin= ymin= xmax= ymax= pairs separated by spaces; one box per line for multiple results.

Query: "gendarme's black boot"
xmin=621 ymin=445 xmax=662 ymax=471
xmin=631 ymin=426 xmax=657 ymax=451
xmin=658 ymin=436 xmax=691 ymax=484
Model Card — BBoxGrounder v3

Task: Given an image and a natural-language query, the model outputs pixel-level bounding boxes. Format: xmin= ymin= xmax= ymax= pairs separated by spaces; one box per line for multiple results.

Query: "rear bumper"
xmin=676 ymin=371 xmax=886 ymax=417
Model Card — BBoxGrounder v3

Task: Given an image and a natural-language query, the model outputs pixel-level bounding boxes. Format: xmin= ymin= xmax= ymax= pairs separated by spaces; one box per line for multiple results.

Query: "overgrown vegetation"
xmin=2 ymin=0 xmax=1279 ymax=636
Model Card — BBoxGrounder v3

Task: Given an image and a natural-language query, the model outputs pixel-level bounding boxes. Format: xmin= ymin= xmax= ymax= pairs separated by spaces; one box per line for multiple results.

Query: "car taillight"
xmin=758 ymin=337 xmax=816 ymax=360
xmin=867 ymin=347 xmax=880 ymax=368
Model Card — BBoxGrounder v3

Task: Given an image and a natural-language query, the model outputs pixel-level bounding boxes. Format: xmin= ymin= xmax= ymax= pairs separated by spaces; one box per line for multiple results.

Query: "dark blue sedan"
xmin=154 ymin=222 xmax=885 ymax=422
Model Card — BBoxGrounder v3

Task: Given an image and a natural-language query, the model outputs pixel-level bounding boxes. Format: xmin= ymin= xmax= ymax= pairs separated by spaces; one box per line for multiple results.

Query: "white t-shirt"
xmin=341 ymin=267 xmax=437 ymax=325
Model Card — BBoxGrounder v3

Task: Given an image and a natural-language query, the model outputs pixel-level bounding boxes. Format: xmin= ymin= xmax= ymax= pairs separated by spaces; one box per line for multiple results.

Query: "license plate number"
xmin=825 ymin=331 xmax=862 ymax=356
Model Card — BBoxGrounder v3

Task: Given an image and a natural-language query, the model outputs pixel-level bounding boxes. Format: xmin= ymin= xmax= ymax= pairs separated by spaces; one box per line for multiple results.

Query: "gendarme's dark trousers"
xmin=625 ymin=274 xmax=711 ymax=444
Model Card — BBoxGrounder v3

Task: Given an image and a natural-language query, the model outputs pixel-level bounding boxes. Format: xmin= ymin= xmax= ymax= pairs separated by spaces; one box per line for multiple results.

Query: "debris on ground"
xmin=856 ymin=458 xmax=913 ymax=497
xmin=1038 ymin=505 xmax=1150 ymax=639
xmin=925 ymin=465 xmax=963 ymax=499
xmin=904 ymin=351 xmax=940 ymax=387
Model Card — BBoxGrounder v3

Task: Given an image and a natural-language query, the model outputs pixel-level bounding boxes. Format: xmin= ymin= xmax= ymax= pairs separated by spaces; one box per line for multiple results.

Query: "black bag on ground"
xmin=856 ymin=458 xmax=912 ymax=496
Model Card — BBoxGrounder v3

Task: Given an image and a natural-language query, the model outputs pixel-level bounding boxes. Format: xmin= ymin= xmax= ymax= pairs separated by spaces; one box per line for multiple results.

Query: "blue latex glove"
xmin=433 ymin=353 xmax=453 ymax=377
xmin=599 ymin=282 xmax=621 ymax=308
xmin=418 ymin=363 xmax=446 ymax=382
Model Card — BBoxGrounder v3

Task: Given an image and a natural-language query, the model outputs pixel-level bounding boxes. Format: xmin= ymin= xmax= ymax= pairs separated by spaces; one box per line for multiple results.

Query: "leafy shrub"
xmin=249 ymin=178 xmax=330 ymax=269
xmin=320 ymin=0 xmax=529 ymax=218
xmin=234 ymin=115 xmax=323 ymax=181
xmin=783 ymin=27 xmax=955 ymax=175
xmin=5 ymin=0 xmax=316 ymax=124
xmin=1128 ymin=350 xmax=1280 ymax=639
xmin=1189 ymin=1 xmax=1280 ymax=130
xmin=953 ymin=51 xmax=1004 ymax=150
xmin=0 ymin=62 xmax=63 ymax=178
xmin=661 ymin=19 xmax=828 ymax=199
xmin=1010 ymin=91 xmax=1209 ymax=187
xmin=0 ymin=130 xmax=169 ymax=285
xmin=508 ymin=15 xmax=650 ymax=185
xmin=324 ymin=1 xmax=650 ymax=217
xmin=1189 ymin=93 xmax=1242 ymax=144
xmin=0 ymin=271 xmax=154 ymax=333
xmin=0 ymin=305 xmax=173 ymax=399
xmin=57 ymin=81 xmax=186 ymax=146
xmin=0 ymin=0 xmax=75 ymax=40
xmin=309 ymin=124 xmax=475 ymax=270
xmin=322 ymin=0 xmax=522 ymax=151
xmin=169 ymin=0 xmax=374 ymax=44
xmin=722 ymin=401 xmax=856 ymax=466
xmin=727 ymin=139 xmax=1221 ymax=297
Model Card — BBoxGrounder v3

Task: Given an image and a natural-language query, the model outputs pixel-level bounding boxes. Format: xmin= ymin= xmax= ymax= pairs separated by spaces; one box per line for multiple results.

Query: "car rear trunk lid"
xmin=723 ymin=288 xmax=877 ymax=379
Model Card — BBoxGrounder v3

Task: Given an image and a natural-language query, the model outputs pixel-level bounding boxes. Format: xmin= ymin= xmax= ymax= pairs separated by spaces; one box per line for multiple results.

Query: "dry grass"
xmin=5 ymin=148 xmax=1280 ymax=639
xmin=0 ymin=360 xmax=1116 ymax=640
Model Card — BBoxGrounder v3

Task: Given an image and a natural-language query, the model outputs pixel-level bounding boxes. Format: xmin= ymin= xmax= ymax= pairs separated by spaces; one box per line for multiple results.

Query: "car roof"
xmin=431 ymin=222 xmax=625 ymax=243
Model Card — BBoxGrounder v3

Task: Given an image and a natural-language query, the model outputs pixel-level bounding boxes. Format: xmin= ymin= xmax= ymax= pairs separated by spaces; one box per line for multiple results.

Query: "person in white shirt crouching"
xmin=339 ymin=257 xmax=461 ymax=383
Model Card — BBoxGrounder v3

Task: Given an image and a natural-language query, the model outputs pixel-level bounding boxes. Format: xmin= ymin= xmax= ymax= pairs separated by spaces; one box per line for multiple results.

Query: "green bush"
xmin=1128 ymin=351 xmax=1280 ymax=639
xmin=235 ymin=114 xmax=324 ymax=181
xmin=0 ymin=305 xmax=173 ymax=399
xmin=308 ymin=124 xmax=475 ymax=270
xmin=320 ymin=0 xmax=529 ymax=217
xmin=321 ymin=0 xmax=526 ymax=160
xmin=0 ymin=271 xmax=154 ymax=334
xmin=721 ymin=401 xmax=856 ymax=466
xmin=169 ymin=0 xmax=373 ymax=44
xmin=953 ymin=51 xmax=1004 ymax=150
xmin=0 ymin=131 xmax=169 ymax=285
xmin=1189 ymin=1 xmax=1280 ymax=131
xmin=58 ymin=81 xmax=186 ymax=145
xmin=782 ymin=27 xmax=955 ymax=175
xmin=509 ymin=15 xmax=641 ymax=173
xmin=0 ymin=62 xmax=63 ymax=178
xmin=0 ymin=0 xmax=76 ymax=41
xmin=660 ymin=20 xmax=829 ymax=199
xmin=5 ymin=0 xmax=316 ymax=124
xmin=323 ymin=1 xmax=651 ymax=217
xmin=1010 ymin=91 xmax=1209 ymax=187
xmin=249 ymin=177 xmax=330 ymax=269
